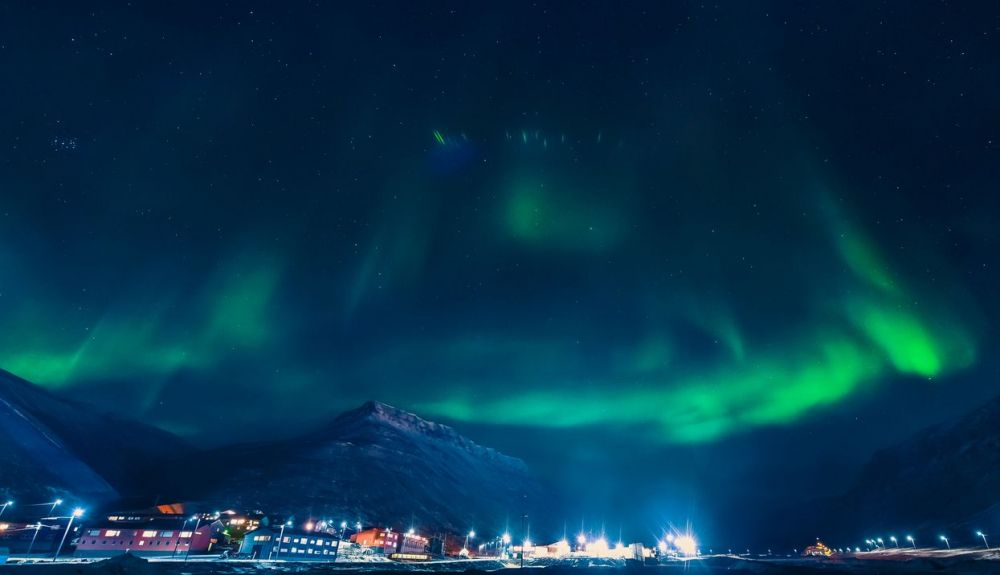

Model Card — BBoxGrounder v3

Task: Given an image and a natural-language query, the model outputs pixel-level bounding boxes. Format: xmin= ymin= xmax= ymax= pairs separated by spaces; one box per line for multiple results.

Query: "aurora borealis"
xmin=2 ymin=0 xmax=999 ymax=538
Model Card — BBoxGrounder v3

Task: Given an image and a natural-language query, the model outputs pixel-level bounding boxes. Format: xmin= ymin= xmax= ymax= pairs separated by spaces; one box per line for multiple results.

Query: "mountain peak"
xmin=331 ymin=399 xmax=457 ymax=438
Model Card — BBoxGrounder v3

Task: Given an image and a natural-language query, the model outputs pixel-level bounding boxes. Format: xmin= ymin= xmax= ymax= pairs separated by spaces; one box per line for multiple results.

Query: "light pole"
xmin=890 ymin=536 xmax=898 ymax=548
xmin=518 ymin=514 xmax=529 ymax=568
xmin=49 ymin=499 xmax=63 ymax=516
xmin=977 ymin=531 xmax=990 ymax=549
xmin=184 ymin=516 xmax=202 ymax=563
xmin=0 ymin=500 xmax=12 ymax=519
xmin=464 ymin=530 xmax=475 ymax=553
xmin=173 ymin=517 xmax=193 ymax=559
xmin=271 ymin=520 xmax=292 ymax=560
xmin=940 ymin=535 xmax=950 ymax=549
xmin=876 ymin=537 xmax=884 ymax=549
xmin=906 ymin=535 xmax=915 ymax=548
xmin=26 ymin=523 xmax=43 ymax=557
xmin=53 ymin=508 xmax=84 ymax=561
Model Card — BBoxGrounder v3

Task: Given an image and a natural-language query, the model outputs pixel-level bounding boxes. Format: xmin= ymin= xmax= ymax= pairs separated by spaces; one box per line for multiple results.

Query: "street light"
xmin=876 ymin=537 xmax=884 ymax=548
xmin=271 ymin=520 xmax=292 ymax=560
xmin=172 ymin=517 xmax=194 ymax=559
xmin=977 ymin=531 xmax=990 ymax=549
xmin=940 ymin=535 xmax=950 ymax=549
xmin=184 ymin=515 xmax=202 ymax=563
xmin=464 ymin=530 xmax=475 ymax=551
xmin=0 ymin=501 xmax=12 ymax=519
xmin=889 ymin=536 xmax=898 ymax=548
xmin=50 ymin=499 xmax=63 ymax=515
xmin=26 ymin=523 xmax=44 ymax=557
xmin=53 ymin=508 xmax=84 ymax=561
xmin=906 ymin=535 xmax=915 ymax=548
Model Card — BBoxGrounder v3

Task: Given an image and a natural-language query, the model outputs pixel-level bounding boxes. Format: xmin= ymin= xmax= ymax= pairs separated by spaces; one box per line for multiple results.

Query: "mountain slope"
xmin=171 ymin=401 xmax=556 ymax=533
xmin=0 ymin=369 xmax=193 ymax=502
xmin=837 ymin=394 xmax=1000 ymax=532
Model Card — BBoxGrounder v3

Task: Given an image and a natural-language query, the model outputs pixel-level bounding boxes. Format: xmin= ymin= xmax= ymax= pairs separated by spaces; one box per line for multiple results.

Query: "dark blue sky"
xmin=1 ymin=0 xmax=998 ymax=544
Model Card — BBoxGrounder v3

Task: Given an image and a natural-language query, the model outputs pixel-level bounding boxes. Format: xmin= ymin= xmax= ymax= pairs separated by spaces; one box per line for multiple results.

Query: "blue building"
xmin=239 ymin=527 xmax=343 ymax=561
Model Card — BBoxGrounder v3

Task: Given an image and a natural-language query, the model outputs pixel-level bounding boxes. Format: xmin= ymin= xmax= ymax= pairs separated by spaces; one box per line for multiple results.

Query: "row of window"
xmin=82 ymin=539 xmax=189 ymax=547
xmin=281 ymin=536 xmax=338 ymax=546
xmin=86 ymin=530 xmax=193 ymax=538
xmin=286 ymin=548 xmax=337 ymax=555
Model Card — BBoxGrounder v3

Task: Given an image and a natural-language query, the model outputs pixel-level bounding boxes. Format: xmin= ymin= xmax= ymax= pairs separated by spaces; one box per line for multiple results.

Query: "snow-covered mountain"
xmin=171 ymin=401 xmax=556 ymax=533
xmin=0 ymin=369 xmax=192 ymax=503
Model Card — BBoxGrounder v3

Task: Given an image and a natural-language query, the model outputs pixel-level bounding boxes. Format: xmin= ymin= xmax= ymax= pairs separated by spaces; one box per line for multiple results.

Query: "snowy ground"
xmin=2 ymin=549 xmax=1000 ymax=574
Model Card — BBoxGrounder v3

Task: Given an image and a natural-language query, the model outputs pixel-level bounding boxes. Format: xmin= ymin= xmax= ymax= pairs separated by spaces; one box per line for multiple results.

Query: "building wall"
xmin=350 ymin=528 xmax=399 ymax=554
xmin=75 ymin=525 xmax=213 ymax=558
xmin=239 ymin=529 xmax=343 ymax=561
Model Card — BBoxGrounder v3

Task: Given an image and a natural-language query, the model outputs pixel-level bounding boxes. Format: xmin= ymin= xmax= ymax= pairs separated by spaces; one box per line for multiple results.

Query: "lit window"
xmin=142 ymin=530 xmax=157 ymax=538
xmin=104 ymin=530 xmax=121 ymax=537
xmin=161 ymin=531 xmax=173 ymax=537
xmin=180 ymin=531 xmax=192 ymax=538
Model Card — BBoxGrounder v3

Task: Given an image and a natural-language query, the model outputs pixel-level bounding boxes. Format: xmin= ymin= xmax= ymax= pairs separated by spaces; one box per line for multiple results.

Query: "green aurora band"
xmin=417 ymin=199 xmax=976 ymax=443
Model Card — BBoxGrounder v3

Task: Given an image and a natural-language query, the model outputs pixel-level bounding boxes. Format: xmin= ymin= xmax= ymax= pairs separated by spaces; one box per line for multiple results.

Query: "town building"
xmin=239 ymin=527 xmax=343 ymax=561
xmin=350 ymin=527 xmax=400 ymax=555
xmin=74 ymin=519 xmax=220 ymax=558
xmin=398 ymin=532 xmax=428 ymax=554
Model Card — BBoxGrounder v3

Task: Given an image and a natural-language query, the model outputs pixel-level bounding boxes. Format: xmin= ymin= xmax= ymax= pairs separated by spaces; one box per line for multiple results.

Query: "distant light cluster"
xmin=51 ymin=137 xmax=78 ymax=152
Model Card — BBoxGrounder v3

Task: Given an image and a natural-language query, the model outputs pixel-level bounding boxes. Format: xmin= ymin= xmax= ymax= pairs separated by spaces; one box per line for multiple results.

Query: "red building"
xmin=74 ymin=521 xmax=218 ymax=558
xmin=350 ymin=528 xmax=400 ymax=554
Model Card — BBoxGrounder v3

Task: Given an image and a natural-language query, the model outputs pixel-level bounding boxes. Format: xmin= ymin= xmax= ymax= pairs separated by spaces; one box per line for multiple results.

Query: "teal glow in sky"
xmin=1 ymin=0 xmax=998 ymax=530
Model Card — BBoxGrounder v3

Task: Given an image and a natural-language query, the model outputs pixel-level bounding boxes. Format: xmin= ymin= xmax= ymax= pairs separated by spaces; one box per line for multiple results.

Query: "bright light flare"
xmin=675 ymin=535 xmax=697 ymax=556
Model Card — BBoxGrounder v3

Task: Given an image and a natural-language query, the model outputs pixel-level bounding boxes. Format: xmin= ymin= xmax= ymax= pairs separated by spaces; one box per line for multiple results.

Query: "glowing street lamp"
xmin=26 ymin=523 xmax=44 ymax=557
xmin=502 ymin=532 xmax=511 ymax=545
xmin=906 ymin=535 xmax=915 ymax=548
xmin=271 ymin=520 xmax=292 ymax=560
xmin=940 ymin=535 xmax=950 ymax=549
xmin=184 ymin=515 xmax=202 ymax=563
xmin=50 ymin=499 xmax=63 ymax=515
xmin=889 ymin=536 xmax=898 ymax=548
xmin=876 ymin=537 xmax=884 ymax=548
xmin=0 ymin=501 xmax=11 ymax=519
xmin=53 ymin=508 xmax=84 ymax=561
xmin=464 ymin=529 xmax=475 ymax=551
xmin=977 ymin=531 xmax=990 ymax=549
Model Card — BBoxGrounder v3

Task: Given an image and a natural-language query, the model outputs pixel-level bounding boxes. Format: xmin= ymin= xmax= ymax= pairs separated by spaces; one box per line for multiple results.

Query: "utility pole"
xmin=520 ymin=513 xmax=528 ymax=568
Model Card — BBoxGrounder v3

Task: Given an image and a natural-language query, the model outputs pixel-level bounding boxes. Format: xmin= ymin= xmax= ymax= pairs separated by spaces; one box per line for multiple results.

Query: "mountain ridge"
xmin=0 ymin=368 xmax=194 ymax=503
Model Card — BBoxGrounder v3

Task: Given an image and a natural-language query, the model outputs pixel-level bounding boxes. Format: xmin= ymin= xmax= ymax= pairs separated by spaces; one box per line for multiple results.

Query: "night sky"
xmin=2 ymin=1 xmax=999 ymax=542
